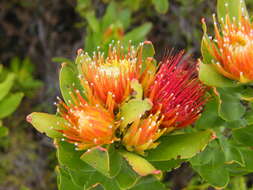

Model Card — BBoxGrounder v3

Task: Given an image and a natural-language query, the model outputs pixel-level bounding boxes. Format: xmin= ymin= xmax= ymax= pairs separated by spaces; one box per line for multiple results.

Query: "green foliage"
xmin=80 ymin=1 xmax=153 ymax=54
xmin=0 ymin=64 xmax=24 ymax=139
xmin=0 ymin=126 xmax=9 ymax=138
xmin=0 ymin=58 xmax=42 ymax=188
xmin=147 ymin=130 xmax=213 ymax=161
xmin=0 ymin=92 xmax=24 ymax=119
xmin=26 ymin=112 xmax=66 ymax=138
xmin=59 ymin=63 xmax=85 ymax=105
xmin=217 ymin=0 xmax=248 ymax=22
xmin=217 ymin=88 xmax=246 ymax=122
xmin=76 ymin=0 xmax=169 ymax=16
xmin=8 ymin=57 xmax=43 ymax=97
xmin=56 ymin=141 xmax=166 ymax=190
xmin=195 ymin=1 xmax=253 ymax=188
xmin=191 ymin=141 xmax=230 ymax=188
xmin=152 ymin=0 xmax=169 ymax=14
xmin=184 ymin=175 xmax=253 ymax=190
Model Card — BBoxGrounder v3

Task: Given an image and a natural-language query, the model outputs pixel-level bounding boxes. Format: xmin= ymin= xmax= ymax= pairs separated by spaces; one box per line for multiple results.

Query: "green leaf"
xmin=239 ymin=148 xmax=253 ymax=171
xmin=117 ymin=9 xmax=131 ymax=29
xmin=226 ymin=148 xmax=253 ymax=175
xmin=80 ymin=145 xmax=122 ymax=178
xmin=52 ymin=57 xmax=74 ymax=64
xmin=87 ymin=184 xmax=104 ymax=190
xmin=123 ymin=0 xmax=141 ymax=11
xmin=146 ymin=130 xmax=213 ymax=161
xmin=226 ymin=144 xmax=253 ymax=175
xmin=193 ymin=163 xmax=229 ymax=188
xmin=191 ymin=143 xmax=229 ymax=188
xmin=0 ymin=64 xmax=3 ymax=74
xmin=219 ymin=136 xmax=244 ymax=166
xmin=201 ymin=21 xmax=214 ymax=65
xmin=190 ymin=146 xmax=215 ymax=166
xmin=217 ymin=88 xmax=246 ymax=121
xmin=131 ymin=80 xmax=143 ymax=100
xmin=57 ymin=141 xmax=94 ymax=171
xmin=217 ymin=0 xmax=248 ymax=23
xmin=223 ymin=119 xmax=247 ymax=129
xmin=195 ymin=99 xmax=224 ymax=129
xmin=59 ymin=63 xmax=84 ymax=105
xmin=0 ymin=92 xmax=23 ymax=119
xmin=102 ymin=1 xmax=117 ymax=30
xmin=129 ymin=176 xmax=167 ymax=190
xmin=141 ymin=41 xmax=155 ymax=61
xmin=199 ymin=61 xmax=238 ymax=87
xmin=81 ymin=147 xmax=110 ymax=177
xmin=152 ymin=0 xmax=169 ymax=14
xmin=0 ymin=73 xmax=15 ymax=101
xmin=232 ymin=126 xmax=253 ymax=147
xmin=27 ymin=112 xmax=66 ymax=138
xmin=0 ymin=126 xmax=8 ymax=137
xmin=85 ymin=11 xmax=100 ymax=33
xmin=108 ymin=145 xmax=122 ymax=177
xmin=123 ymin=23 xmax=152 ymax=45
xmin=85 ymin=172 xmax=121 ymax=190
xmin=68 ymin=168 xmax=92 ymax=188
xmin=228 ymin=177 xmax=248 ymax=190
xmin=245 ymin=109 xmax=253 ymax=125
xmin=116 ymin=159 xmax=140 ymax=189
xmin=239 ymin=87 xmax=253 ymax=102
xmin=9 ymin=57 xmax=21 ymax=72
xmin=120 ymin=151 xmax=160 ymax=177
xmin=56 ymin=167 xmax=83 ymax=190
xmin=226 ymin=163 xmax=252 ymax=176
xmin=57 ymin=141 xmax=121 ymax=190
xmin=150 ymin=159 xmax=184 ymax=171
xmin=120 ymin=99 xmax=152 ymax=129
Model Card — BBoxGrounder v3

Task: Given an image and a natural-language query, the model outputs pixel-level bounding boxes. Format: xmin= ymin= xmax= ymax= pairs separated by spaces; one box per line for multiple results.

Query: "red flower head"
xmin=147 ymin=51 xmax=208 ymax=129
xmin=56 ymin=90 xmax=118 ymax=150
xmin=204 ymin=15 xmax=253 ymax=83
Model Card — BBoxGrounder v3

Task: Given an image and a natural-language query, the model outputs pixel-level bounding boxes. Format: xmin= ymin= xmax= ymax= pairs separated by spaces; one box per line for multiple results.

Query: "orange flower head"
xmin=77 ymin=42 xmax=145 ymax=109
xmin=204 ymin=15 xmax=253 ymax=83
xmin=122 ymin=110 xmax=166 ymax=155
xmin=56 ymin=90 xmax=117 ymax=150
xmin=147 ymin=52 xmax=208 ymax=129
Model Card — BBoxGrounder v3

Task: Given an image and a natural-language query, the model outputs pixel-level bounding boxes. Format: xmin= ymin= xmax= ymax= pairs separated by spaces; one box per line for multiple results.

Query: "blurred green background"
xmin=0 ymin=0 xmax=253 ymax=189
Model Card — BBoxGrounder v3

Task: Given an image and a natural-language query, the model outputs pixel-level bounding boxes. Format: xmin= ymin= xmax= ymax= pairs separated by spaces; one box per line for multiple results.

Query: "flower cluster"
xmin=203 ymin=14 xmax=253 ymax=83
xmin=32 ymin=42 xmax=208 ymax=155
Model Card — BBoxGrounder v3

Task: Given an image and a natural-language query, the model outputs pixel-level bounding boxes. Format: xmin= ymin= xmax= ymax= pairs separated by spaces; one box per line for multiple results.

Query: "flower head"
xmin=27 ymin=41 xmax=209 ymax=156
xmin=122 ymin=110 xmax=166 ymax=155
xmin=204 ymin=15 xmax=253 ymax=83
xmin=56 ymin=90 xmax=117 ymax=150
xmin=146 ymin=52 xmax=208 ymax=129
xmin=77 ymin=42 xmax=145 ymax=109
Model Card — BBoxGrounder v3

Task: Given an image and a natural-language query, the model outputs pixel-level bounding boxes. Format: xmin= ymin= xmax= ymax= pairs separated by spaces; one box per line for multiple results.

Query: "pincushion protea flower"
xmin=50 ymin=42 xmax=156 ymax=151
xmin=56 ymin=90 xmax=118 ymax=150
xmin=123 ymin=110 xmax=166 ymax=155
xmin=27 ymin=41 xmax=208 ymax=154
xmin=146 ymin=51 xmax=208 ymax=130
xmin=77 ymin=42 xmax=153 ymax=110
xmin=203 ymin=14 xmax=253 ymax=83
